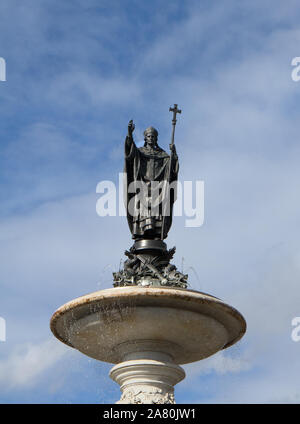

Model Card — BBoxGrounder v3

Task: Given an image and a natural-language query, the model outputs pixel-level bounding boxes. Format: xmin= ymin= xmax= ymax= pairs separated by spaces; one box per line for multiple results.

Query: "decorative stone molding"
xmin=110 ymin=358 xmax=185 ymax=404
xmin=118 ymin=387 xmax=175 ymax=404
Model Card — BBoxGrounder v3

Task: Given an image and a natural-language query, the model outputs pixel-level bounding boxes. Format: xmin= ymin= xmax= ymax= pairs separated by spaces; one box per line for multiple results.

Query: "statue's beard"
xmin=145 ymin=142 xmax=157 ymax=150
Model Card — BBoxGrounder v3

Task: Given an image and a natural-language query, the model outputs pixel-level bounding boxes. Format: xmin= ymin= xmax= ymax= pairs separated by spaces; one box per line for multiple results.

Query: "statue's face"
xmin=145 ymin=132 xmax=157 ymax=147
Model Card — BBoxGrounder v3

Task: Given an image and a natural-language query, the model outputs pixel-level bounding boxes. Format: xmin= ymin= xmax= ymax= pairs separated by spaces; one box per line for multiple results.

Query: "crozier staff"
xmin=161 ymin=104 xmax=181 ymax=239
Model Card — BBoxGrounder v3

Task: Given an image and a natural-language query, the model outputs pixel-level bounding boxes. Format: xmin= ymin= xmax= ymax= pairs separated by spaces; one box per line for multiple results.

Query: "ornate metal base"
xmin=113 ymin=239 xmax=188 ymax=288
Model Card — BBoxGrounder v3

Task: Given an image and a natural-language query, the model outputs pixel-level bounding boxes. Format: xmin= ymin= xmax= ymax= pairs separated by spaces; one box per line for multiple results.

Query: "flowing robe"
xmin=124 ymin=135 xmax=179 ymax=240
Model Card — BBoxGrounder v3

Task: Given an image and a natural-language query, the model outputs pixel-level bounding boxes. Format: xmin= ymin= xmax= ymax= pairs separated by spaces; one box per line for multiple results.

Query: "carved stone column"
xmin=110 ymin=350 xmax=185 ymax=404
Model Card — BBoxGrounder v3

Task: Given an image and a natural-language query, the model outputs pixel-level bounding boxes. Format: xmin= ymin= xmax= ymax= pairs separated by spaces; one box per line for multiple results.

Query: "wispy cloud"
xmin=185 ymin=350 xmax=251 ymax=377
xmin=0 ymin=340 xmax=68 ymax=390
xmin=1 ymin=0 xmax=300 ymax=404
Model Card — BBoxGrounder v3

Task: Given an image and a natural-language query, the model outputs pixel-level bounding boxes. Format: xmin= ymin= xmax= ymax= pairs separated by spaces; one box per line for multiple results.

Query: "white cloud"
xmin=1 ymin=0 xmax=300 ymax=404
xmin=0 ymin=339 xmax=68 ymax=390
xmin=185 ymin=350 xmax=251 ymax=377
xmin=46 ymin=71 xmax=142 ymax=113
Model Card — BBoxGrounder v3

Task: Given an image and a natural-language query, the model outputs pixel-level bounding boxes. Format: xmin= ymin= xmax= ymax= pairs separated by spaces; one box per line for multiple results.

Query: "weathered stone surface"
xmin=51 ymin=287 xmax=246 ymax=365
xmin=110 ymin=355 xmax=185 ymax=404
xmin=50 ymin=287 xmax=246 ymax=403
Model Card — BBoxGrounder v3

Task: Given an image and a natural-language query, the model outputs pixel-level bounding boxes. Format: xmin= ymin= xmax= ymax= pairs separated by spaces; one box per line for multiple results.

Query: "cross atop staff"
xmin=169 ymin=104 xmax=181 ymax=147
xmin=170 ymin=103 xmax=181 ymax=123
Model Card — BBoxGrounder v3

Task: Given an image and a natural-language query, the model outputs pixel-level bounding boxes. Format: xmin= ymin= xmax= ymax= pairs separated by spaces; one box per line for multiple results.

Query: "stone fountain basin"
xmin=50 ymin=287 xmax=246 ymax=365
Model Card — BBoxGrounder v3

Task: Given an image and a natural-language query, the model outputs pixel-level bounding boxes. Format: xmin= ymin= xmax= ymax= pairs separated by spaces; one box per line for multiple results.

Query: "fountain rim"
xmin=50 ymin=286 xmax=246 ymax=352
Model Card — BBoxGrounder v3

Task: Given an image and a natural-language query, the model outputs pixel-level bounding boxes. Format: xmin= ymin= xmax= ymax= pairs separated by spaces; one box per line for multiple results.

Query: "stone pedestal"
xmin=110 ymin=357 xmax=185 ymax=404
xmin=50 ymin=287 xmax=246 ymax=403
xmin=109 ymin=342 xmax=185 ymax=404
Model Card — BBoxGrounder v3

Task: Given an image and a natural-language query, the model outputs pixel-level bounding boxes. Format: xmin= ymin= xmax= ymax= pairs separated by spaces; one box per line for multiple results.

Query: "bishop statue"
xmin=124 ymin=120 xmax=179 ymax=240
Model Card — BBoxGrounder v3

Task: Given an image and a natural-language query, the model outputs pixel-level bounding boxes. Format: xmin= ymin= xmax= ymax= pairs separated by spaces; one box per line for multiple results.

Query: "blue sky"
xmin=1 ymin=0 xmax=300 ymax=403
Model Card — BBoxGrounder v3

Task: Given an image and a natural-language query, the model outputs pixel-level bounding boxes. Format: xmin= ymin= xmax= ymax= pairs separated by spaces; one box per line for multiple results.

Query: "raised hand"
xmin=128 ymin=120 xmax=135 ymax=137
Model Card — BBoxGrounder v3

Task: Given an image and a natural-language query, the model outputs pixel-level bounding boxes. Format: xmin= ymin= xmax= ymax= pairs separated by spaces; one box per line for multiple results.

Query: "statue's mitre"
xmin=144 ymin=126 xmax=158 ymax=137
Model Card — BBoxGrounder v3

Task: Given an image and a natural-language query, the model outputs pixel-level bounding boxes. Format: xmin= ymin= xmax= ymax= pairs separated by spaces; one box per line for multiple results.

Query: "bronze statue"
xmin=124 ymin=121 xmax=178 ymax=240
xmin=113 ymin=104 xmax=188 ymax=288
